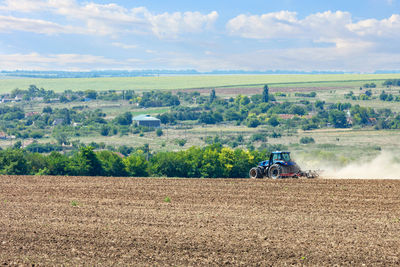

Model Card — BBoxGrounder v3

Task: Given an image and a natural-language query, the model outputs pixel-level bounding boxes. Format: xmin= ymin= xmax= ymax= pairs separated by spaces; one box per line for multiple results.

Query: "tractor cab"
xmin=270 ymin=151 xmax=291 ymax=164
xmin=258 ymin=151 xmax=292 ymax=167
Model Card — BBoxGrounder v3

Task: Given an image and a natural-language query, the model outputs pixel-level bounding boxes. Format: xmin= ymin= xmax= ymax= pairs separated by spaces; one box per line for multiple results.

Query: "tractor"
xmin=249 ymin=151 xmax=319 ymax=179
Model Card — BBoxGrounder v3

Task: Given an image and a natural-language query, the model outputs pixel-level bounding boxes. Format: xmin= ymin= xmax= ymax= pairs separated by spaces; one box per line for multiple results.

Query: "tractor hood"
xmin=276 ymin=160 xmax=296 ymax=166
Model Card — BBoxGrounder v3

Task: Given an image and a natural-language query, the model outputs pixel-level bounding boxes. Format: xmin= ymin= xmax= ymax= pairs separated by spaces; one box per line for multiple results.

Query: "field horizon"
xmin=1 ymin=73 xmax=400 ymax=93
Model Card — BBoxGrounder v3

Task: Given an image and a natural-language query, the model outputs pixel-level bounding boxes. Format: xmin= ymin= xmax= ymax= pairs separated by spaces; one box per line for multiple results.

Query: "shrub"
xmin=100 ymin=125 xmax=110 ymax=136
xmin=251 ymin=133 xmax=266 ymax=142
xmin=270 ymin=132 xmax=282 ymax=138
xmin=175 ymin=139 xmax=187 ymax=147
xmin=247 ymin=118 xmax=260 ymax=128
xmin=156 ymin=128 xmax=163 ymax=137
xmin=123 ymin=153 xmax=149 ymax=177
xmin=70 ymin=200 xmax=79 ymax=207
xmin=300 ymin=137 xmax=315 ymax=144
xmin=268 ymin=116 xmax=280 ymax=127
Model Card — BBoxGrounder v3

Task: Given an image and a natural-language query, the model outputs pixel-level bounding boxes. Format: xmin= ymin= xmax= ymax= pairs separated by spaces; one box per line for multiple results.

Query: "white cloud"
xmin=226 ymin=11 xmax=300 ymax=39
xmin=0 ymin=14 xmax=81 ymax=34
xmin=347 ymin=14 xmax=400 ymax=37
xmin=0 ymin=0 xmax=50 ymax=12
xmin=111 ymin=42 xmax=138 ymax=49
xmin=0 ymin=0 xmax=218 ymax=38
xmin=0 ymin=52 xmax=119 ymax=70
xmin=148 ymin=11 xmax=218 ymax=38
xmin=227 ymin=10 xmax=353 ymax=41
xmin=227 ymin=10 xmax=400 ymax=62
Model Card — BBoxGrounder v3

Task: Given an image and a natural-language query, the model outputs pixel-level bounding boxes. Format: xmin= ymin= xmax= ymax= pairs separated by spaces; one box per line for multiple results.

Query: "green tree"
xmin=268 ymin=116 xmax=280 ymax=127
xmin=46 ymin=152 xmax=69 ymax=175
xmin=13 ymin=140 xmax=22 ymax=149
xmin=200 ymin=146 xmax=223 ymax=178
xmin=329 ymin=110 xmax=347 ymax=128
xmin=43 ymin=106 xmax=53 ymax=113
xmin=0 ymin=149 xmax=29 ymax=175
xmin=183 ymin=146 xmax=203 ymax=178
xmin=85 ymin=90 xmax=98 ymax=99
xmin=53 ymin=131 xmax=69 ymax=145
xmin=156 ymin=128 xmax=163 ymax=137
xmin=97 ymin=151 xmax=127 ymax=177
xmin=315 ymin=100 xmax=325 ymax=110
xmin=209 ymin=89 xmax=216 ymax=103
xmin=379 ymin=91 xmax=388 ymax=101
xmin=68 ymin=146 xmax=103 ymax=176
xmin=289 ymin=105 xmax=307 ymax=116
xmin=123 ymin=153 xmax=149 ymax=177
xmin=150 ymin=151 xmax=188 ymax=177
xmin=115 ymin=112 xmax=132 ymax=125
xmin=262 ymin=84 xmax=269 ymax=103
xmin=247 ymin=118 xmax=260 ymax=128
xmin=240 ymin=96 xmax=251 ymax=106
xmin=59 ymin=95 xmax=69 ymax=103
xmin=100 ymin=125 xmax=111 ymax=136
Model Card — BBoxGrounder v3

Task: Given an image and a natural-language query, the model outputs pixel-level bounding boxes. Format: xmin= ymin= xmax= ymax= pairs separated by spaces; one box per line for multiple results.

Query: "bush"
xmin=251 ymin=133 xmax=266 ymax=142
xmin=247 ymin=118 xmax=260 ymax=128
xmin=97 ymin=151 xmax=127 ymax=177
xmin=29 ymin=131 xmax=44 ymax=139
xmin=175 ymin=139 xmax=187 ymax=147
xmin=156 ymin=128 xmax=163 ymax=137
xmin=269 ymin=132 xmax=281 ymax=138
xmin=25 ymin=143 xmax=63 ymax=153
xmin=300 ymin=137 xmax=315 ymax=144
xmin=100 ymin=125 xmax=111 ymax=136
xmin=268 ymin=116 xmax=280 ymax=127
xmin=114 ymin=112 xmax=132 ymax=125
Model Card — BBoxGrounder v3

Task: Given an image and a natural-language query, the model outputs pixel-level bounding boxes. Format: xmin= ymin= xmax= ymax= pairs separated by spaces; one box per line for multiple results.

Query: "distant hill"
xmin=0 ymin=69 xmax=360 ymax=79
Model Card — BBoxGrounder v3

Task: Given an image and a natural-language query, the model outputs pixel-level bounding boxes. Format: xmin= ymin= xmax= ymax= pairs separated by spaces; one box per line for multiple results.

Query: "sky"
xmin=0 ymin=0 xmax=400 ymax=72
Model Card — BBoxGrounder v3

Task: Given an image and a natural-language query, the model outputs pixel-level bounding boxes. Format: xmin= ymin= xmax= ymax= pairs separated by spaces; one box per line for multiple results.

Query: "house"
xmin=278 ymin=114 xmax=296 ymax=120
xmin=133 ymin=114 xmax=161 ymax=128
xmin=25 ymin=111 xmax=39 ymax=117
xmin=2 ymin=98 xmax=15 ymax=103
xmin=368 ymin=118 xmax=377 ymax=125
xmin=22 ymin=139 xmax=35 ymax=148
xmin=53 ymin=118 xmax=64 ymax=126
xmin=278 ymin=114 xmax=313 ymax=120
xmin=0 ymin=132 xmax=7 ymax=140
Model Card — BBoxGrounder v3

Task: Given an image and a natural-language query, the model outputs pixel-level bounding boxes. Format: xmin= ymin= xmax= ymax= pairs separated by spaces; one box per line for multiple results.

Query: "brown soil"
xmin=1 ymin=176 xmax=400 ymax=266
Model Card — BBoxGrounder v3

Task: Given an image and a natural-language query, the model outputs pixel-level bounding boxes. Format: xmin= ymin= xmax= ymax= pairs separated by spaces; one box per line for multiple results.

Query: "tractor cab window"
xmin=272 ymin=154 xmax=282 ymax=161
xmin=282 ymin=153 xmax=291 ymax=162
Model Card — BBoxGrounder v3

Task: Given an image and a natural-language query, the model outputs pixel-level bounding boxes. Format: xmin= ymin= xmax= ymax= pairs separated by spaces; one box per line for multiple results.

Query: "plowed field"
xmin=1 ymin=176 xmax=400 ymax=266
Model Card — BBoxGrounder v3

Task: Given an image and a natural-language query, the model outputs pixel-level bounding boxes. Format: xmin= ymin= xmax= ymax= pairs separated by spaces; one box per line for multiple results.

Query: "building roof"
xmin=132 ymin=114 xmax=160 ymax=121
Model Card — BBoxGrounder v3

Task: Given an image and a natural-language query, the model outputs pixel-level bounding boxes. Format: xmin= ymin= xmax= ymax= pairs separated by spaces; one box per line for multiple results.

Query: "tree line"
xmin=0 ymin=144 xmax=266 ymax=178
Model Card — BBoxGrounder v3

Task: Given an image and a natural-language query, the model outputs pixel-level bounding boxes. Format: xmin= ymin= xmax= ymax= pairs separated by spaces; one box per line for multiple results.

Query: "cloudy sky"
xmin=1 ymin=0 xmax=400 ymax=71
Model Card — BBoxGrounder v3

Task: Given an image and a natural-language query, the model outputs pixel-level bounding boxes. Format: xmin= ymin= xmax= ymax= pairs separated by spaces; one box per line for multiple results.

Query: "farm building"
xmin=133 ymin=114 xmax=161 ymax=128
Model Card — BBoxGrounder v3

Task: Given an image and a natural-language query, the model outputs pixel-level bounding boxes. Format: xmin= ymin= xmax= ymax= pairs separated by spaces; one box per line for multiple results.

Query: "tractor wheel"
xmin=249 ymin=167 xmax=262 ymax=179
xmin=269 ymin=164 xmax=282 ymax=179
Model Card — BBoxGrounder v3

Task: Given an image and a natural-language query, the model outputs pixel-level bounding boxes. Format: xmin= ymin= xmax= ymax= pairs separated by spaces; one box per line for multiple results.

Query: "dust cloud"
xmin=323 ymin=151 xmax=400 ymax=179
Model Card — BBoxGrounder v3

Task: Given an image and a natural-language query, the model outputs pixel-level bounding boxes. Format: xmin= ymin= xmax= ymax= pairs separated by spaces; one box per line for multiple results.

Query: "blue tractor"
xmin=249 ymin=151 xmax=318 ymax=179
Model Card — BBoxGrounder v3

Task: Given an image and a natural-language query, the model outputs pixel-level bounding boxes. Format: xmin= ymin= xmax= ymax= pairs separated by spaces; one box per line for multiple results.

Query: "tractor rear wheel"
xmin=249 ymin=167 xmax=262 ymax=179
xmin=269 ymin=164 xmax=282 ymax=179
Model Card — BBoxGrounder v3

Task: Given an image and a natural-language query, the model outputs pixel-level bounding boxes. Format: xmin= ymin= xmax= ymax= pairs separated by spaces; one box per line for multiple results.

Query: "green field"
xmin=1 ymin=73 xmax=400 ymax=93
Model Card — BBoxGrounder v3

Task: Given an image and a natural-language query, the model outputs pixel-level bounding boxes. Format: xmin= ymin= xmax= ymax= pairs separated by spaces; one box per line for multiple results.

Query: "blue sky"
xmin=0 ymin=0 xmax=400 ymax=71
